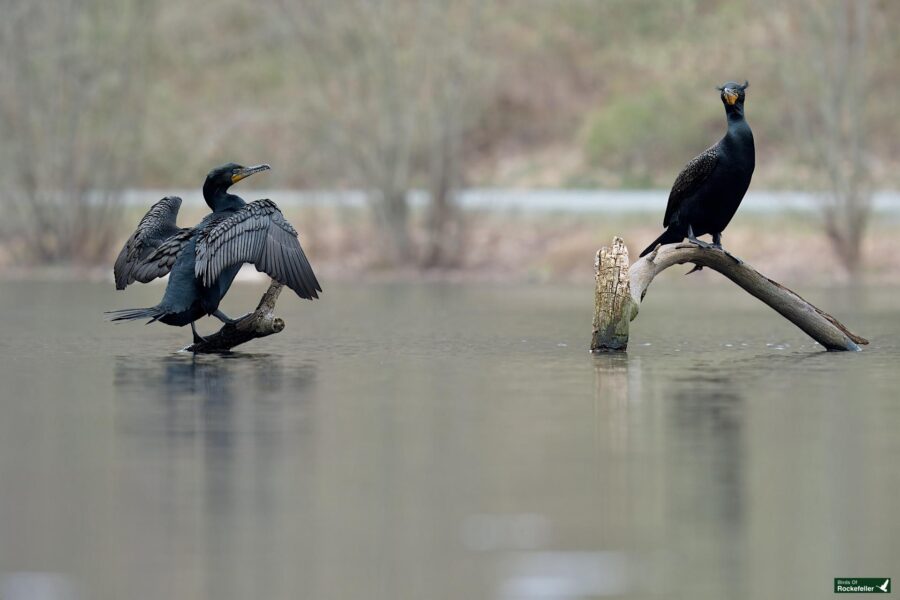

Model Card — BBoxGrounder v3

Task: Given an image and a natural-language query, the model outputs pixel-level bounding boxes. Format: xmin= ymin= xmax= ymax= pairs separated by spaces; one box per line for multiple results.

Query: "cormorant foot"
xmin=212 ymin=309 xmax=239 ymax=325
xmin=190 ymin=322 xmax=208 ymax=344
xmin=685 ymin=225 xmax=714 ymax=250
xmin=710 ymin=242 xmax=743 ymax=264
xmin=687 ymin=236 xmax=714 ymax=250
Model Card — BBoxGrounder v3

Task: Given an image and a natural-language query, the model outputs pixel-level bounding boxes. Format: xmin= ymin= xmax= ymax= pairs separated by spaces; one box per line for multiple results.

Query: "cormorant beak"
xmin=232 ymin=164 xmax=271 ymax=184
xmin=723 ymin=89 xmax=739 ymax=106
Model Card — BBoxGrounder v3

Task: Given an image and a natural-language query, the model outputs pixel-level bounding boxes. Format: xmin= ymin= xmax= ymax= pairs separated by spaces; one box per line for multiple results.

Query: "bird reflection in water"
xmin=112 ymin=354 xmax=318 ymax=599
xmin=667 ymin=371 xmax=746 ymax=592
xmin=669 ymin=373 xmax=745 ymax=520
xmin=114 ymin=353 xmax=316 ymax=439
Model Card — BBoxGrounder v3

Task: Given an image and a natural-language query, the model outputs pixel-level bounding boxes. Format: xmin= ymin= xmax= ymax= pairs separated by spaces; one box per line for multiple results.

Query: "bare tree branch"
xmin=592 ymin=238 xmax=868 ymax=353
xmin=276 ymin=0 xmax=492 ymax=266
xmin=185 ymin=281 xmax=286 ymax=354
xmin=762 ymin=0 xmax=876 ymax=274
xmin=0 ymin=0 xmax=154 ymax=264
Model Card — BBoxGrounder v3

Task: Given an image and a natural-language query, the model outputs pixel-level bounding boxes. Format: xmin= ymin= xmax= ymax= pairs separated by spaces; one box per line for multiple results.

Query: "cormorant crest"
xmin=716 ymin=80 xmax=749 ymax=91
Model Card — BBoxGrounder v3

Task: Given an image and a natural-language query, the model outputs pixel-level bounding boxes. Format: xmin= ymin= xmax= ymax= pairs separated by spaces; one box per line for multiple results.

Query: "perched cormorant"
xmin=639 ymin=81 xmax=754 ymax=258
xmin=109 ymin=163 xmax=321 ymax=342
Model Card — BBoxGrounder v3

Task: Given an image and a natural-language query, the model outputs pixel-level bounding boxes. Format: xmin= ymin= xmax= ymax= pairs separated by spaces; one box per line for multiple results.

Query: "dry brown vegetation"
xmin=0 ymin=0 xmax=897 ymax=274
xmin=136 ymin=202 xmax=900 ymax=285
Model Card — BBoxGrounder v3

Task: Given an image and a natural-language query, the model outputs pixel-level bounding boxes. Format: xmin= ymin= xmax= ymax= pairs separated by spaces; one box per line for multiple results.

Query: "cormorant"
xmin=639 ymin=81 xmax=754 ymax=258
xmin=109 ymin=163 xmax=321 ymax=342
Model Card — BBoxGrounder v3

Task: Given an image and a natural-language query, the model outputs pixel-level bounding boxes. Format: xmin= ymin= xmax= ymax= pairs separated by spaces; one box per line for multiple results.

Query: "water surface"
xmin=0 ymin=280 xmax=897 ymax=600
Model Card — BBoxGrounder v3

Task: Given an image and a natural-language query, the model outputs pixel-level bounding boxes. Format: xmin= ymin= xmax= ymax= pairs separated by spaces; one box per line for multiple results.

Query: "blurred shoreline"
xmin=117 ymin=187 xmax=900 ymax=214
xmin=2 ymin=193 xmax=899 ymax=285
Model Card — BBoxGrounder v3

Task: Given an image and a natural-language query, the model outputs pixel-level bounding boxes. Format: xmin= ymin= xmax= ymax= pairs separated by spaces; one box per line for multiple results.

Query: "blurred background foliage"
xmin=0 ymin=0 xmax=897 ymax=272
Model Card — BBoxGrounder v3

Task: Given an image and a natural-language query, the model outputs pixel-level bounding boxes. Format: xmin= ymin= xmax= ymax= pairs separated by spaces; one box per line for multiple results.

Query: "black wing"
xmin=663 ymin=145 xmax=718 ymax=227
xmin=128 ymin=228 xmax=194 ymax=284
xmin=113 ymin=196 xmax=185 ymax=289
xmin=195 ymin=199 xmax=321 ymax=300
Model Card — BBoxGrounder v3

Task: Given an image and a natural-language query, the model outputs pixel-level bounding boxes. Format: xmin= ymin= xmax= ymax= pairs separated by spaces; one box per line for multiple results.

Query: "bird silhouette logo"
xmin=878 ymin=578 xmax=890 ymax=592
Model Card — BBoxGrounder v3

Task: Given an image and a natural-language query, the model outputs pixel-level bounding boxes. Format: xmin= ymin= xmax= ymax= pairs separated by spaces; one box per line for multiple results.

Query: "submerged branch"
xmin=592 ymin=237 xmax=868 ymax=352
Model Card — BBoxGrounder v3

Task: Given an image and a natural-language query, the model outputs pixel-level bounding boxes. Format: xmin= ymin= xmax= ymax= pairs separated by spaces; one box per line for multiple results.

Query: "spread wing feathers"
xmin=129 ymin=229 xmax=194 ymax=284
xmin=663 ymin=145 xmax=719 ymax=227
xmin=114 ymin=196 xmax=185 ymax=289
xmin=195 ymin=200 xmax=321 ymax=300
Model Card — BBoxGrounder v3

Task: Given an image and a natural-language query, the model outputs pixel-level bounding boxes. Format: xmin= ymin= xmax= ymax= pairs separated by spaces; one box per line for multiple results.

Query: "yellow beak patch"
xmin=724 ymin=90 xmax=739 ymax=105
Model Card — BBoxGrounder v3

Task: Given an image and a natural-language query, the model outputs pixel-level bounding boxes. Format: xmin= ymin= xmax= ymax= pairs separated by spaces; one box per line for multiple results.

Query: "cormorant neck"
xmin=202 ymin=182 xmax=246 ymax=212
xmin=723 ymin=104 xmax=754 ymax=155
xmin=725 ymin=104 xmax=746 ymax=124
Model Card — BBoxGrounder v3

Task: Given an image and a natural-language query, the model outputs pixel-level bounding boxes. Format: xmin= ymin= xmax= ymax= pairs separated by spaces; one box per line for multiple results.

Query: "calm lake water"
xmin=0 ymin=279 xmax=898 ymax=600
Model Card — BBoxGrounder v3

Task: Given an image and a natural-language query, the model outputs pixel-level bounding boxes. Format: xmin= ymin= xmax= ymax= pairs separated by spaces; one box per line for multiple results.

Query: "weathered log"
xmin=591 ymin=237 xmax=868 ymax=352
xmin=185 ymin=280 xmax=285 ymax=353
xmin=591 ymin=237 xmax=637 ymax=351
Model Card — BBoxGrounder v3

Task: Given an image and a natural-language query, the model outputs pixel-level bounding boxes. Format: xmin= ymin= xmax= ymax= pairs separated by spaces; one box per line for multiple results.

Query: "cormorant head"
xmin=205 ymin=162 xmax=271 ymax=190
xmin=202 ymin=162 xmax=271 ymax=206
xmin=717 ymin=81 xmax=749 ymax=112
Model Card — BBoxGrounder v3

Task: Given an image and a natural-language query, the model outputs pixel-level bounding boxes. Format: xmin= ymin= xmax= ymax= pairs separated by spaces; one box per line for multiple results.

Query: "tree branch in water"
xmin=185 ymin=280 xmax=285 ymax=354
xmin=592 ymin=237 xmax=868 ymax=352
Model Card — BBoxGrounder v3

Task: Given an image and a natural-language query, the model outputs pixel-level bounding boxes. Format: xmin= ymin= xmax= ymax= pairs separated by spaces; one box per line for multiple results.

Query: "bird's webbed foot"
xmin=191 ymin=321 xmax=208 ymax=344
xmin=686 ymin=225 xmax=714 ymax=250
xmin=687 ymin=229 xmax=715 ymax=250
xmin=688 ymin=238 xmax=714 ymax=250
xmin=212 ymin=309 xmax=239 ymax=325
xmin=212 ymin=309 xmax=252 ymax=325
xmin=710 ymin=233 xmax=743 ymax=264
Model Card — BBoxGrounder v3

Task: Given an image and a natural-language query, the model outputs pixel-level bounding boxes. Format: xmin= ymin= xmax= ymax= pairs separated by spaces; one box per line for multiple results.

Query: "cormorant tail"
xmin=105 ymin=306 xmax=165 ymax=324
xmin=639 ymin=229 xmax=684 ymax=258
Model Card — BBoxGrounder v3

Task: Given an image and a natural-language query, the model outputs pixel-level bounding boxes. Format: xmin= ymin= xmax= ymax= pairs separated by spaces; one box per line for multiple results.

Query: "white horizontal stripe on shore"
xmin=119 ymin=188 xmax=900 ymax=214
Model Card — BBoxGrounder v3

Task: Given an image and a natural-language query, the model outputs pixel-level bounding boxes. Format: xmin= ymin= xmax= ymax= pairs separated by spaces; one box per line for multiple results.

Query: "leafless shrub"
xmin=764 ymin=0 xmax=880 ymax=275
xmin=0 ymin=0 xmax=153 ymax=264
xmin=277 ymin=0 xmax=492 ymax=267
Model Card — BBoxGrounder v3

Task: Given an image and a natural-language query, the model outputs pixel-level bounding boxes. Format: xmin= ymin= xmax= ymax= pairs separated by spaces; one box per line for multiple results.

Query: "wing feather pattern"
xmin=114 ymin=196 xmax=186 ymax=289
xmin=195 ymin=200 xmax=321 ymax=299
xmin=129 ymin=229 xmax=193 ymax=284
xmin=663 ymin=145 xmax=718 ymax=227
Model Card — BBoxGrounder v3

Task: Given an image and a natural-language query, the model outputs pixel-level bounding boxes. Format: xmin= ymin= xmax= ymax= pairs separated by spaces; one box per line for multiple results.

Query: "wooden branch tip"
xmin=186 ymin=280 xmax=286 ymax=353
xmin=592 ymin=238 xmax=867 ymax=353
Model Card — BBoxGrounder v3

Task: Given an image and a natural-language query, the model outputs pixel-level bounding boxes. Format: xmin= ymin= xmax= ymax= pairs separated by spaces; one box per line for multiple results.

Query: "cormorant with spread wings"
xmin=109 ymin=163 xmax=321 ymax=343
